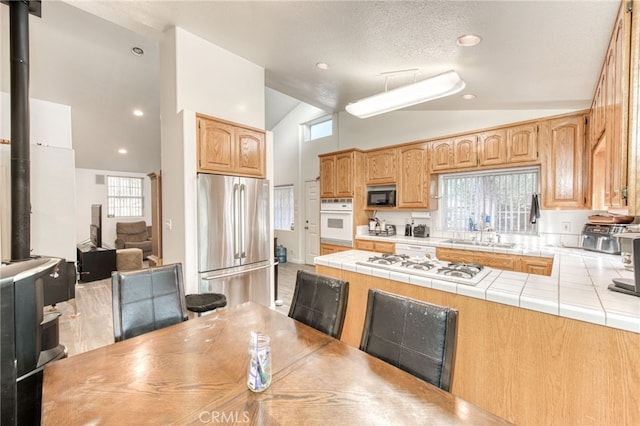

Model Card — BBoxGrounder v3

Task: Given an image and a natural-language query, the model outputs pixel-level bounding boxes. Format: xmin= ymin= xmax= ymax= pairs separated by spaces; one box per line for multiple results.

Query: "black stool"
xmin=185 ymin=293 xmax=227 ymax=317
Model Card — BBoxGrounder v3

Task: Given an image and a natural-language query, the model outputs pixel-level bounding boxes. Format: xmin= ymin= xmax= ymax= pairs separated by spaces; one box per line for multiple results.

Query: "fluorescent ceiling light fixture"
xmin=118 ymin=148 xmax=127 ymax=154
xmin=133 ymin=109 xmax=144 ymax=117
xmin=461 ymin=93 xmax=477 ymax=100
xmin=316 ymin=62 xmax=329 ymax=70
xmin=346 ymin=70 xmax=465 ymax=118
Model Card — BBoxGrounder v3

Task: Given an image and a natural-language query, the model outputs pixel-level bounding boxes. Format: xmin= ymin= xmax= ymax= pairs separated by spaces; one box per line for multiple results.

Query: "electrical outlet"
xmin=561 ymin=222 xmax=571 ymax=232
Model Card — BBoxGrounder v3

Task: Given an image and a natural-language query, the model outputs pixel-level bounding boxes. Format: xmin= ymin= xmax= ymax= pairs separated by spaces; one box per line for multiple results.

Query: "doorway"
xmin=304 ymin=180 xmax=319 ymax=265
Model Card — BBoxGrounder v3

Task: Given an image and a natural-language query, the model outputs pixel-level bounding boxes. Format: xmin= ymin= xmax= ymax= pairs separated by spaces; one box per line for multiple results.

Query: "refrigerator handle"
xmin=233 ymin=183 xmax=240 ymax=259
xmin=240 ymin=183 xmax=247 ymax=258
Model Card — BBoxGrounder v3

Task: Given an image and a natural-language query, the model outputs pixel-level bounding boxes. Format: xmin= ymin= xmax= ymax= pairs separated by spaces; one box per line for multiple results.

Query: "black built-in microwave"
xmin=367 ymin=189 xmax=396 ymax=207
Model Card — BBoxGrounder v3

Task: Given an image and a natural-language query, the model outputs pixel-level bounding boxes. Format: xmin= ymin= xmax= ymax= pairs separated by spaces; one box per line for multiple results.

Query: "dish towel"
xmin=529 ymin=194 xmax=540 ymax=224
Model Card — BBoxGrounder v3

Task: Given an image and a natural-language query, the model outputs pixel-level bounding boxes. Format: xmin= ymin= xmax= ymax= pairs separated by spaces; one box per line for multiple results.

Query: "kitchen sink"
xmin=443 ymin=239 xmax=516 ymax=249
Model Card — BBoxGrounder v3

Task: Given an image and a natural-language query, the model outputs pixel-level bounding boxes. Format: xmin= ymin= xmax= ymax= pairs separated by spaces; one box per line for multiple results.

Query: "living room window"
xmin=441 ymin=167 xmax=539 ymax=234
xmin=274 ymin=184 xmax=295 ymax=231
xmin=107 ymin=176 xmax=144 ymax=217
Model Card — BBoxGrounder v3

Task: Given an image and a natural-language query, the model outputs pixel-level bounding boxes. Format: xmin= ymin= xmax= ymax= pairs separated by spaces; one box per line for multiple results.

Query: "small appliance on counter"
xmin=608 ymin=236 xmax=640 ymax=297
xmin=369 ymin=224 xmax=396 ymax=237
xmin=580 ymin=223 xmax=627 ymax=254
xmin=413 ymin=224 xmax=430 ymax=238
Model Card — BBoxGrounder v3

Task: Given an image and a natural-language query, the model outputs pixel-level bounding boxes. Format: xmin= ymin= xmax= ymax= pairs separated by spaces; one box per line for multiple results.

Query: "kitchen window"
xmin=441 ymin=168 xmax=539 ymax=234
xmin=107 ymin=176 xmax=144 ymax=217
xmin=304 ymin=116 xmax=333 ymax=141
xmin=274 ymin=184 xmax=295 ymax=231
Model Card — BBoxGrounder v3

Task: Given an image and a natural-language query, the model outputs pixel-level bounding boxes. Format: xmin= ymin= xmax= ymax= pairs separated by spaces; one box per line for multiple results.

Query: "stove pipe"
xmin=6 ymin=0 xmax=38 ymax=261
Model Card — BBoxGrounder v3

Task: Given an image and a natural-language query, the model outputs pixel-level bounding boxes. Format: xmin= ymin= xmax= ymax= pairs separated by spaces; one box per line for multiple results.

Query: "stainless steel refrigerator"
xmin=197 ymin=174 xmax=271 ymax=307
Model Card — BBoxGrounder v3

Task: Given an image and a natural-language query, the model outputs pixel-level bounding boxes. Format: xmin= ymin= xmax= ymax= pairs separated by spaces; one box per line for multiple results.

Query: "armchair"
xmin=115 ymin=221 xmax=152 ymax=259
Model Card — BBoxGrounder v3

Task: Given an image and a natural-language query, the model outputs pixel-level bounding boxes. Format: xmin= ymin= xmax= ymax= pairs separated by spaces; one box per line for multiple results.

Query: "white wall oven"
xmin=320 ymin=198 xmax=353 ymax=247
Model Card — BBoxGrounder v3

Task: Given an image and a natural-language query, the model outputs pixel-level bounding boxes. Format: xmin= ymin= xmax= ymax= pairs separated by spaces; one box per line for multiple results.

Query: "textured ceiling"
xmin=0 ymin=0 xmax=621 ymax=173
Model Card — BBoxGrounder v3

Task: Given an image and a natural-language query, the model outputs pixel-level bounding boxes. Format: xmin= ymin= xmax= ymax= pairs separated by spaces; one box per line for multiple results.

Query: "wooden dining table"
xmin=42 ymin=302 xmax=510 ymax=425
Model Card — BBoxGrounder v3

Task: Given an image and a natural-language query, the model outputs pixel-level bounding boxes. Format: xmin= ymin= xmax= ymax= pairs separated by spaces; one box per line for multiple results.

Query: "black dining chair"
xmin=288 ymin=270 xmax=349 ymax=339
xmin=112 ymin=263 xmax=188 ymax=342
xmin=359 ymin=289 xmax=458 ymax=392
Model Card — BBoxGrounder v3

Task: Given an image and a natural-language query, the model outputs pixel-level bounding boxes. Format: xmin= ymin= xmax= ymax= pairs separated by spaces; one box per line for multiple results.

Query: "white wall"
xmin=160 ymin=26 xmax=266 ymax=295
xmin=75 ymin=168 xmax=152 ymax=250
xmin=272 ymin=102 xmax=327 ymax=264
xmin=174 ymin=27 xmax=265 ymax=129
xmin=1 ymin=93 xmax=73 ymax=148
xmin=1 ymin=144 xmax=11 ymax=261
xmin=336 ymin=108 xmax=575 ymax=151
xmin=1 ymin=95 xmax=76 ymax=262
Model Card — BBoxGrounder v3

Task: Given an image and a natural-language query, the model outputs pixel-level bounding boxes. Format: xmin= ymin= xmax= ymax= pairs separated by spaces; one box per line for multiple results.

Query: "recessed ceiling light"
xmin=461 ymin=93 xmax=477 ymax=100
xmin=131 ymin=46 xmax=144 ymax=56
xmin=316 ymin=62 xmax=329 ymax=70
xmin=133 ymin=109 xmax=144 ymax=117
xmin=118 ymin=148 xmax=128 ymax=154
xmin=456 ymin=34 xmax=482 ymax=47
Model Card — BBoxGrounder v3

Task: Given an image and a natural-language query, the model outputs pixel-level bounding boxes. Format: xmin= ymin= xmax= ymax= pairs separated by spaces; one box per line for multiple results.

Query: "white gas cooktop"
xmin=356 ymin=254 xmax=491 ymax=286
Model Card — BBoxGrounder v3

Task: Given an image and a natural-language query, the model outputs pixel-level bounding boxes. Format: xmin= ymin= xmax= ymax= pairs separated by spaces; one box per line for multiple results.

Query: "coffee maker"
xmin=608 ymin=234 xmax=640 ymax=297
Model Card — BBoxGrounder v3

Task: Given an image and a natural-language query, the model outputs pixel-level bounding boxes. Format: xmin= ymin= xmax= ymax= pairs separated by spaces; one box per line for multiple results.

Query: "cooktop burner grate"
xmin=401 ymin=261 xmax=437 ymax=270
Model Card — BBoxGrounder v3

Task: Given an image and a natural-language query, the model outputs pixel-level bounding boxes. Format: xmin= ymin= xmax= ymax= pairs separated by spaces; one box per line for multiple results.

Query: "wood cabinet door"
xmin=478 ymin=129 xmax=507 ymax=166
xmin=507 ymin=124 xmax=538 ymax=163
xmin=431 ymin=139 xmax=454 ymax=171
xmin=593 ymin=72 xmax=607 ymax=143
xmin=374 ymin=241 xmax=395 ymax=254
xmin=335 ymin=152 xmax=354 ymax=197
xmin=366 ymin=148 xmax=397 ymax=184
xmin=540 ymin=115 xmax=585 ymax=209
xmin=235 ymin=127 xmax=265 ymax=177
xmin=320 ymin=245 xmax=336 ymax=255
xmin=453 ymin=136 xmax=478 ymax=168
xmin=319 ymin=155 xmax=336 ymax=198
xmin=608 ymin=13 xmax=627 ymax=208
xmin=198 ymin=118 xmax=235 ymax=174
xmin=519 ymin=257 xmax=552 ymax=276
xmin=354 ymin=240 xmax=375 ymax=251
xmin=398 ymin=144 xmax=428 ymax=208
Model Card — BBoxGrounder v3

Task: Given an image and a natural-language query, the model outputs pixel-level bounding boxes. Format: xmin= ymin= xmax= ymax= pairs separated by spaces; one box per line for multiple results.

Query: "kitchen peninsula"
xmin=314 ymin=247 xmax=639 ymax=425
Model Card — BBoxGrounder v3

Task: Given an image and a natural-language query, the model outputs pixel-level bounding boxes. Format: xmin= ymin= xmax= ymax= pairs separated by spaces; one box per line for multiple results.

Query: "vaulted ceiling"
xmin=0 ymin=0 xmax=620 ymax=173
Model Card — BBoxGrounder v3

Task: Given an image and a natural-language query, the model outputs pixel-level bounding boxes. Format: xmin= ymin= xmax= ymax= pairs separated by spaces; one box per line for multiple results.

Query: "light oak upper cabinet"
xmin=198 ymin=118 xmax=235 ymax=174
xmin=591 ymin=72 xmax=607 ymax=146
xmin=334 ymin=152 xmax=355 ymax=197
xmin=319 ymin=150 xmax=360 ymax=198
xmin=319 ymin=155 xmax=337 ymax=198
xmin=365 ymin=148 xmax=397 ymax=185
xmin=197 ymin=114 xmax=265 ymax=178
xmin=452 ymin=135 xmax=478 ymax=168
xmin=590 ymin=2 xmax=630 ymax=210
xmin=540 ymin=115 xmax=586 ymax=209
xmin=430 ymin=137 xmax=478 ymax=171
xmin=478 ymin=129 xmax=507 ymax=166
xmin=431 ymin=139 xmax=454 ymax=171
xmin=605 ymin=9 xmax=628 ymax=208
xmin=397 ymin=143 xmax=434 ymax=209
xmin=506 ymin=124 xmax=538 ymax=163
xmin=235 ymin=128 xmax=265 ymax=177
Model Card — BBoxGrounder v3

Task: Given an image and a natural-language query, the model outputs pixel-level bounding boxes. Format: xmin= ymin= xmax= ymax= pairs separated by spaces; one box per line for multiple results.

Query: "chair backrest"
xmin=288 ymin=270 xmax=349 ymax=339
xmin=359 ymin=289 xmax=458 ymax=391
xmin=112 ymin=263 xmax=188 ymax=342
xmin=116 ymin=221 xmax=148 ymax=242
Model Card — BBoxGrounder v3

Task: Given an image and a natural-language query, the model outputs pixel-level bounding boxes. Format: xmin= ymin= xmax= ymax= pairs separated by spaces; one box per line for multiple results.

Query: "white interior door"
xmin=304 ymin=180 xmax=319 ymax=265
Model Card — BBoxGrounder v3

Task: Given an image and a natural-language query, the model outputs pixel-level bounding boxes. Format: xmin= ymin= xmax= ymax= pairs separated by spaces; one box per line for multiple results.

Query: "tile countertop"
xmin=314 ymin=248 xmax=640 ymax=334
xmin=357 ymin=234 xmax=558 ymax=258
